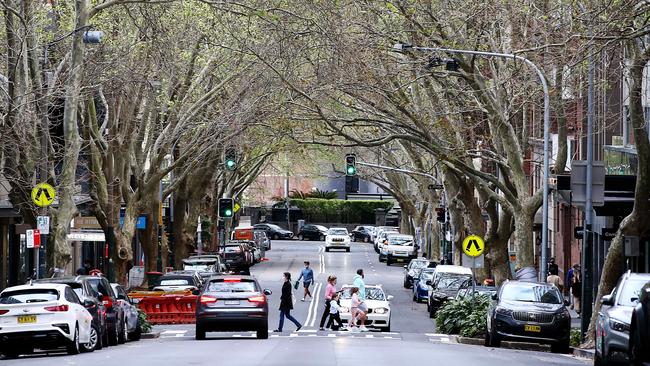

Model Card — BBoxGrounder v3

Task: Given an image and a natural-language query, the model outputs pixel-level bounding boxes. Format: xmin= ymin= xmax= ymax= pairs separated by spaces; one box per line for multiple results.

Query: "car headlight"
xmin=609 ymin=318 xmax=630 ymax=333
xmin=495 ymin=307 xmax=513 ymax=316
xmin=374 ymin=307 xmax=389 ymax=314
xmin=339 ymin=306 xmax=349 ymax=313
xmin=556 ymin=309 xmax=571 ymax=320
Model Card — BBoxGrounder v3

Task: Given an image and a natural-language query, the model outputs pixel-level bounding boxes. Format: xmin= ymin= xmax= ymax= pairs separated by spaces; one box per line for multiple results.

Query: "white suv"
xmin=325 ymin=227 xmax=351 ymax=252
xmin=382 ymin=234 xmax=418 ymax=266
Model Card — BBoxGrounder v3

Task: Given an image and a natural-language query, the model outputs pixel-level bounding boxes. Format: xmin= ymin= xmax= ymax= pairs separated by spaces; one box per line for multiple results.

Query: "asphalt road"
xmin=2 ymin=240 xmax=588 ymax=366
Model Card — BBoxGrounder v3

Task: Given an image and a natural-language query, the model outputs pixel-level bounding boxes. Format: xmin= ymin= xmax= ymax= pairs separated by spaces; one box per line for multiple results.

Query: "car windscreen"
xmin=0 ymin=289 xmax=60 ymax=304
xmin=223 ymin=246 xmax=242 ymax=253
xmin=158 ymin=279 xmax=191 ymax=286
xmin=267 ymin=224 xmax=282 ymax=230
xmin=316 ymin=226 xmax=328 ymax=231
xmin=618 ymin=279 xmax=649 ymax=306
xmin=340 ymin=287 xmax=386 ymax=301
xmin=410 ymin=260 xmax=429 ymax=270
xmin=435 ymin=274 xmax=473 ymax=290
xmin=328 ymin=229 xmax=348 ymax=235
xmin=184 ymin=264 xmax=212 ymax=271
xmin=420 ymin=271 xmax=435 ymax=281
xmin=387 ymin=236 xmax=414 ymax=245
xmin=501 ymin=283 xmax=562 ymax=304
xmin=207 ymin=280 xmax=257 ymax=293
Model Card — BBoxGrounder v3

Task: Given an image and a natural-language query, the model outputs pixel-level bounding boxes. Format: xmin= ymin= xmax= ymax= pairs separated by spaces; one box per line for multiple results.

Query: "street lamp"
xmin=394 ymin=43 xmax=551 ymax=281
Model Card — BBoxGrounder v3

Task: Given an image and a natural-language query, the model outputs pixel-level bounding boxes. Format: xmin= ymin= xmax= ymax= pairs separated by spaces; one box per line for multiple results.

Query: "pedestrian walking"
xmin=350 ymin=287 xmax=368 ymax=332
xmin=319 ymin=275 xmax=337 ymax=330
xmin=566 ymin=264 xmax=577 ymax=309
xmin=547 ymin=257 xmax=559 ymax=278
xmin=352 ymin=269 xmax=366 ymax=301
xmin=326 ymin=292 xmax=345 ymax=331
xmin=571 ymin=267 xmax=582 ymax=316
xmin=274 ymin=272 xmax=302 ymax=332
xmin=546 ymin=267 xmax=563 ymax=292
xmin=297 ymin=261 xmax=314 ymax=301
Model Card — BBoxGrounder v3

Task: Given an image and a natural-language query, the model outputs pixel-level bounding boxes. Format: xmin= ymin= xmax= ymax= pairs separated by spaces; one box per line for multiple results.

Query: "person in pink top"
xmin=319 ymin=275 xmax=338 ymax=330
xmin=349 ymin=287 xmax=368 ymax=332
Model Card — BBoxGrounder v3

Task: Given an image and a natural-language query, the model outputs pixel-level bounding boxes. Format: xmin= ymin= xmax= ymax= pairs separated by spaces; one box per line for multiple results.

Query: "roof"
xmin=205 ymin=275 xmax=256 ymax=281
xmin=33 ymin=277 xmax=80 ymax=284
xmin=1 ymin=283 xmax=69 ymax=292
xmin=503 ymin=280 xmax=556 ymax=287
xmin=434 ymin=265 xmax=473 ymax=275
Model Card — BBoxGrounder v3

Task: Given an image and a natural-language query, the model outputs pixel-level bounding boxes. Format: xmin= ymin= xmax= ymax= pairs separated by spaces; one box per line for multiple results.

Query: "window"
xmin=207 ymin=281 xmax=257 ymax=293
xmin=159 ymin=279 xmax=190 ymax=286
xmin=618 ymin=279 xmax=648 ymax=306
xmin=65 ymin=287 xmax=81 ymax=304
xmin=0 ymin=289 xmax=59 ymax=304
xmin=500 ymin=284 xmax=562 ymax=304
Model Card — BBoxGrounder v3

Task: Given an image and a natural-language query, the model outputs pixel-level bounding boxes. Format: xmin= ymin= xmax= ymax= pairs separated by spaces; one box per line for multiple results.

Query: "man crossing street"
xmin=298 ymin=261 xmax=314 ymax=301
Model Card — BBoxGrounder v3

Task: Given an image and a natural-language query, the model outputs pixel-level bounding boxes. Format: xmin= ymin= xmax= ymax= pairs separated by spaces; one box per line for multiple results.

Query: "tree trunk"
xmin=512 ymin=207 xmax=535 ymax=269
xmin=51 ymin=0 xmax=88 ymax=270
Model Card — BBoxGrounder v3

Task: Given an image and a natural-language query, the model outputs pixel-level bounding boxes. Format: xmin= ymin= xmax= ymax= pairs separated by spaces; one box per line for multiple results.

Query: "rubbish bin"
xmin=145 ymin=271 xmax=163 ymax=288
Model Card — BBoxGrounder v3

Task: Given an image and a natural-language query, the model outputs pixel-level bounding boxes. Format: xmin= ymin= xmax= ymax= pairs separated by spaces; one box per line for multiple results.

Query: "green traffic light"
xmin=225 ymin=209 xmax=233 ymax=217
xmin=226 ymin=160 xmax=236 ymax=170
xmin=347 ymin=166 xmax=356 ymax=175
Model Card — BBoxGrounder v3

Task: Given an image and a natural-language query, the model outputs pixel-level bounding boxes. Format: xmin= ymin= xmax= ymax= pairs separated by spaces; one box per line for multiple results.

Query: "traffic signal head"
xmin=225 ymin=148 xmax=237 ymax=171
xmin=345 ymin=154 xmax=356 ymax=176
xmin=218 ymin=198 xmax=234 ymax=218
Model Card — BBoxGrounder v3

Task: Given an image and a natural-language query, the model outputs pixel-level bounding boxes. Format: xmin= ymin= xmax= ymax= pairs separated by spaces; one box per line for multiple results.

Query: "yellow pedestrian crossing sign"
xmin=462 ymin=235 xmax=484 ymax=257
xmin=31 ymin=183 xmax=56 ymax=207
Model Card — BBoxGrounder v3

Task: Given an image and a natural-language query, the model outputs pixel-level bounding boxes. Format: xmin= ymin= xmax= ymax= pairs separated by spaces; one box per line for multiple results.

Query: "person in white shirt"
xmin=326 ymin=292 xmax=344 ymax=330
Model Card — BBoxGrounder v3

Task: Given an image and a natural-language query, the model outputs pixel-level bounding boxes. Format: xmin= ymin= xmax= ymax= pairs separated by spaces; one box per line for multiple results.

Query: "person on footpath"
xmin=546 ymin=267 xmax=563 ymax=292
xmin=350 ymin=287 xmax=368 ymax=332
xmin=319 ymin=275 xmax=337 ymax=330
xmin=274 ymin=272 xmax=302 ymax=332
xmin=297 ymin=261 xmax=314 ymax=301
xmin=571 ymin=267 xmax=582 ymax=316
xmin=326 ymin=292 xmax=345 ymax=331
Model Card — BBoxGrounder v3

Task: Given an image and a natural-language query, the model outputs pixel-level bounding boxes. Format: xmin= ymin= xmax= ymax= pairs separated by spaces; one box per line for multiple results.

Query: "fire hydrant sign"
xmin=26 ymin=229 xmax=41 ymax=249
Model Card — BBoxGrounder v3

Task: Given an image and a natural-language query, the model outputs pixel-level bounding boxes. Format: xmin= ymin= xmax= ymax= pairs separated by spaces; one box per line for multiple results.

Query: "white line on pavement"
xmin=310 ymin=283 xmax=322 ymax=327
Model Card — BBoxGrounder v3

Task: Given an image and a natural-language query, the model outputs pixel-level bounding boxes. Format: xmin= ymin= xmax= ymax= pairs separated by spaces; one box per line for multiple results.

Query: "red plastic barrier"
xmin=137 ymin=295 xmax=197 ymax=325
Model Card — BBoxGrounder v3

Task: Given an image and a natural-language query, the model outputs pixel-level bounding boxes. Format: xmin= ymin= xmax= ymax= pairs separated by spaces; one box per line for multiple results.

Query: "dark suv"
xmin=221 ymin=243 xmax=253 ymax=273
xmin=297 ymin=224 xmax=328 ymax=241
xmin=34 ymin=277 xmax=107 ymax=351
xmin=351 ymin=226 xmax=374 ymax=242
xmin=196 ymin=275 xmax=272 ymax=339
xmin=629 ymin=281 xmax=650 ymax=365
xmin=485 ymin=281 xmax=571 ymax=353
xmin=81 ymin=276 xmax=127 ymax=346
xmin=253 ymin=223 xmax=293 ymax=240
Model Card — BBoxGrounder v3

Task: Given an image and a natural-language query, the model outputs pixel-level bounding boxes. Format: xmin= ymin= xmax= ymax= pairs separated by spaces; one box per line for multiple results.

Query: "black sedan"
xmin=195 ymin=276 xmax=271 ymax=339
xmin=485 ymin=281 xmax=571 ymax=353
xmin=253 ymin=223 xmax=293 ymax=240
xmin=629 ymin=281 xmax=650 ymax=365
xmin=297 ymin=224 xmax=328 ymax=241
xmin=350 ymin=226 xmax=375 ymax=242
xmin=402 ymin=258 xmax=430 ymax=288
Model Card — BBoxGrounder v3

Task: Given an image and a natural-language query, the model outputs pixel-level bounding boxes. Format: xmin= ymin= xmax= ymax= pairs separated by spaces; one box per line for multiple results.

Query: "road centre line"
xmin=310 ymin=283 xmax=322 ymax=327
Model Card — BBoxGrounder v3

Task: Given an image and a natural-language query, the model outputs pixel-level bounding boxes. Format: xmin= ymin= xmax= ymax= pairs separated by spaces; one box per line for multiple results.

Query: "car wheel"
xmin=101 ymin=326 xmax=109 ymax=348
xmin=257 ymin=322 xmax=269 ymax=339
xmin=629 ymin=326 xmax=646 ymax=366
xmin=346 ymin=248 xmax=350 ymax=252
xmin=196 ymin=325 xmax=206 ymax=340
xmin=67 ymin=325 xmax=81 ymax=355
xmin=551 ymin=341 xmax=570 ymax=354
xmin=403 ymin=279 xmax=409 ymax=288
xmin=118 ymin=317 xmax=128 ymax=344
xmin=385 ymin=320 xmax=391 ymax=332
xmin=108 ymin=322 xmax=119 ymax=346
xmin=484 ymin=326 xmax=491 ymax=347
xmin=325 ymin=248 xmax=330 ymax=252
xmin=489 ymin=327 xmax=501 ymax=347
xmin=273 ymin=234 xmax=280 ymax=240
xmin=412 ymin=292 xmax=417 ymax=302
xmin=429 ymin=306 xmax=436 ymax=319
xmin=364 ymin=236 xmax=370 ymax=243
xmin=1 ymin=350 xmax=21 ymax=359
xmin=319 ymin=235 xmax=325 ymax=241
xmin=129 ymin=322 xmax=142 ymax=341
xmin=298 ymin=234 xmax=304 ymax=241
xmin=386 ymin=258 xmax=392 ymax=266
xmin=81 ymin=324 xmax=99 ymax=353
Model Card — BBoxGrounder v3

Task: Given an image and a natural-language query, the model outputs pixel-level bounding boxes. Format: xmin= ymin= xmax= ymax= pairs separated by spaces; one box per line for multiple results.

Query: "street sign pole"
xmin=472 ymin=256 xmax=476 ymax=302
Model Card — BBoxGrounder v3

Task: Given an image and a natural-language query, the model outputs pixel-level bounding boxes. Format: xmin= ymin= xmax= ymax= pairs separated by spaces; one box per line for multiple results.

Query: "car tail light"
xmin=0 ymin=309 xmax=9 ymax=315
xmin=248 ymin=295 xmax=266 ymax=304
xmin=199 ymin=295 xmax=217 ymax=304
xmin=223 ymin=278 xmax=241 ymax=283
xmin=102 ymin=298 xmax=113 ymax=310
xmin=45 ymin=304 xmax=69 ymax=312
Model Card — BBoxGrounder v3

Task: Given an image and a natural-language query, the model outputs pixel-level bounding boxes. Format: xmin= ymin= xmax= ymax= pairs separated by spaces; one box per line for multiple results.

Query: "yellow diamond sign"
xmin=462 ymin=235 xmax=484 ymax=257
xmin=31 ymin=183 xmax=56 ymax=207
xmin=233 ymin=202 xmax=241 ymax=213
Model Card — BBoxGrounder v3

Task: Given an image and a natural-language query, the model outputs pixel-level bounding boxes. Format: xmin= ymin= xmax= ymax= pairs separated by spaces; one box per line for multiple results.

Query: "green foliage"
xmin=138 ymin=309 xmax=152 ymax=334
xmin=435 ymin=295 xmax=491 ymax=338
xmin=570 ymin=328 xmax=581 ymax=347
xmin=287 ymin=199 xmax=393 ymax=224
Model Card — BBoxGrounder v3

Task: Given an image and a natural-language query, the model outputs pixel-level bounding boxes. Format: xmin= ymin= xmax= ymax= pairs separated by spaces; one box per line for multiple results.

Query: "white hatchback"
xmin=0 ymin=283 xmax=94 ymax=357
xmin=325 ymin=227 xmax=351 ymax=252
xmin=338 ymin=285 xmax=393 ymax=331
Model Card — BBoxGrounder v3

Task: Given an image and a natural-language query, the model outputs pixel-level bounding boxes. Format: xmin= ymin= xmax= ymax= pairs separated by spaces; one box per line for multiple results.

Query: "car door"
xmin=65 ymin=287 xmax=91 ymax=343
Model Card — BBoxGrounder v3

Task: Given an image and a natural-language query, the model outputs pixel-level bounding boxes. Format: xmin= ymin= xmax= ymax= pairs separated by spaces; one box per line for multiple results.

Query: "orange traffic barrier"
xmin=136 ymin=295 xmax=197 ymax=325
xmin=128 ymin=290 xmax=192 ymax=300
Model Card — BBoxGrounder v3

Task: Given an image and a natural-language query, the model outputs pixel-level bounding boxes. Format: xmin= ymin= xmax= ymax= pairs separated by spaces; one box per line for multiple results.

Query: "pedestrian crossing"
xmin=158 ymin=329 xmax=456 ymax=342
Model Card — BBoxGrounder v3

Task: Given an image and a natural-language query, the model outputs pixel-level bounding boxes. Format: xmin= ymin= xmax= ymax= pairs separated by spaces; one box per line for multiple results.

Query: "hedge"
xmin=435 ymin=295 xmax=491 ymax=338
xmin=288 ymin=199 xmax=393 ymax=224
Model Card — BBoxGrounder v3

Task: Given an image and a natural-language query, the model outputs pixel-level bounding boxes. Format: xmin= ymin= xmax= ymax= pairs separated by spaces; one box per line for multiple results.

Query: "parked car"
xmin=485 ymin=280 xmax=571 ymax=353
xmin=34 ymin=277 xmax=107 ymax=351
xmin=382 ymin=234 xmax=418 ymax=265
xmin=595 ymin=271 xmax=650 ymax=365
xmin=403 ymin=258 xmax=430 ymax=288
xmin=0 ymin=283 xmax=94 ymax=357
xmin=253 ymin=223 xmax=293 ymax=240
xmin=82 ymin=275 xmax=127 ymax=346
xmin=371 ymin=226 xmax=398 ymax=245
xmin=195 ymin=275 xmax=272 ymax=339
xmin=254 ymin=230 xmax=271 ymax=251
xmin=234 ymin=227 xmax=271 ymax=251
xmin=350 ymin=226 xmax=375 ymax=243
xmin=297 ymin=224 xmax=329 ymax=241
xmin=427 ymin=265 xmax=473 ymax=318
xmin=338 ymin=285 xmax=393 ymax=331
xmin=183 ymin=256 xmax=227 ymax=274
xmin=151 ymin=271 xmax=203 ymax=292
xmin=111 ymin=284 xmax=141 ymax=341
xmin=220 ymin=243 xmax=254 ymax=273
xmin=413 ymin=268 xmax=435 ymax=303
xmin=325 ymin=227 xmax=351 ymax=252
xmin=629 ymin=281 xmax=650 ymax=366
xmin=455 ymin=285 xmax=497 ymax=300
xmin=375 ymin=230 xmax=399 ymax=257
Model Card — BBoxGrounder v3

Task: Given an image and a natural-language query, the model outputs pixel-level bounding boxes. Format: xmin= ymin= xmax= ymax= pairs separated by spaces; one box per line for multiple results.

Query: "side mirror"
xmin=564 ymin=299 xmax=570 ymax=306
xmin=491 ymin=293 xmax=498 ymax=301
xmin=403 ymin=265 xmax=408 ymax=269
xmin=83 ymin=299 xmax=95 ymax=308
xmin=263 ymin=289 xmax=272 ymax=296
xmin=425 ymin=280 xmax=432 ymax=286
xmin=117 ymin=294 xmax=127 ymax=301
xmin=387 ymin=295 xmax=394 ymax=301
xmin=191 ymin=289 xmax=200 ymax=296
xmin=601 ymin=294 xmax=614 ymax=306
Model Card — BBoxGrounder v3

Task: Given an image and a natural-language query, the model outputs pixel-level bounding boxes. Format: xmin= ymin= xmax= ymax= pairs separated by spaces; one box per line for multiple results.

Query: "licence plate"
xmin=17 ymin=315 xmax=37 ymax=324
xmin=524 ymin=324 xmax=541 ymax=332
xmin=225 ymin=300 xmax=240 ymax=305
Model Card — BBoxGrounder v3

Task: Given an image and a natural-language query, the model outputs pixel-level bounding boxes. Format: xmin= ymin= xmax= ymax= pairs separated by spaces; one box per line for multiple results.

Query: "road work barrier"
xmin=131 ymin=292 xmax=197 ymax=325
